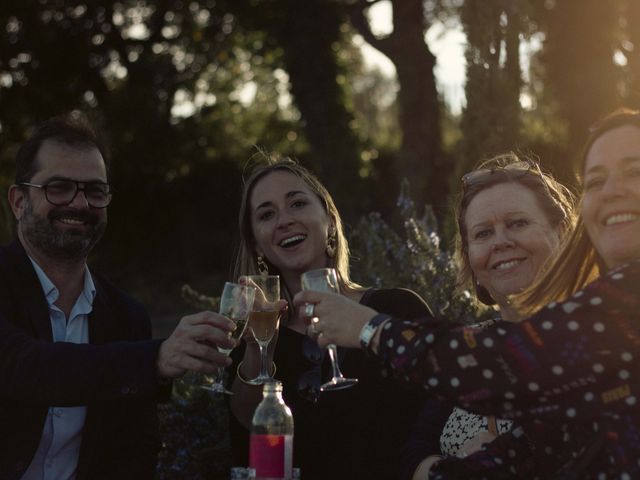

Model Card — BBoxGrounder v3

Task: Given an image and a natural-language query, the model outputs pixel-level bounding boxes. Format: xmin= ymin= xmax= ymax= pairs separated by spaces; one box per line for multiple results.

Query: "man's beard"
xmin=20 ymin=200 xmax=107 ymax=262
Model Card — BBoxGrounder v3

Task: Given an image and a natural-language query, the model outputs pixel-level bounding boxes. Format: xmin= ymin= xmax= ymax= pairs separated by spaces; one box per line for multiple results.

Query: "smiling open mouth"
xmin=49 ymin=209 xmax=98 ymax=227
xmin=57 ymin=217 xmax=87 ymax=226
xmin=279 ymin=234 xmax=306 ymax=248
xmin=492 ymin=259 xmax=524 ymax=270
xmin=605 ymin=213 xmax=638 ymax=226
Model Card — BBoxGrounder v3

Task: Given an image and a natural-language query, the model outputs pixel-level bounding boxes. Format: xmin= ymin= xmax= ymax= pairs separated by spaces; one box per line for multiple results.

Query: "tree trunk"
xmin=223 ymin=0 xmax=365 ymax=219
xmin=541 ymin=0 xmax=622 ymax=162
xmin=274 ymin=0 xmax=364 ymax=219
xmin=460 ymin=0 xmax=523 ymax=174
xmin=391 ymin=0 xmax=445 ymax=213
xmin=350 ymin=0 xmax=446 ymax=217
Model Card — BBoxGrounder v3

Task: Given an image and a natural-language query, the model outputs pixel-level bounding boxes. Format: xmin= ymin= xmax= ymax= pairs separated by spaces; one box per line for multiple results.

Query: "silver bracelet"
xmin=359 ymin=313 xmax=391 ymax=352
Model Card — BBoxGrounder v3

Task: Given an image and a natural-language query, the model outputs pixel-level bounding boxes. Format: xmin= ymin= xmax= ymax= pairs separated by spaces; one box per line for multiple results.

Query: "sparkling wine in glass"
xmin=202 ymin=281 xmax=256 ymax=394
xmin=242 ymin=275 xmax=281 ymax=385
xmin=300 ymin=268 xmax=358 ymax=391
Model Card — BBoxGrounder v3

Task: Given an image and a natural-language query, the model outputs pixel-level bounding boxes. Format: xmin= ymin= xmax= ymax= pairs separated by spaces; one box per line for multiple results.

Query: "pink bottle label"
xmin=250 ymin=434 xmax=293 ymax=479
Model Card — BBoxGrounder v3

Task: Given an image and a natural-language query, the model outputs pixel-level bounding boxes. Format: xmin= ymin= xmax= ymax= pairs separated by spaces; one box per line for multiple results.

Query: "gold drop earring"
xmin=257 ymin=255 xmax=269 ymax=276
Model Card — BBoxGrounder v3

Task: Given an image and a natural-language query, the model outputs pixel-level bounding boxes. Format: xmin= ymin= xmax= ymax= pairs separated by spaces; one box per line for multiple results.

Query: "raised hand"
xmin=157 ymin=311 xmax=237 ymax=378
xmin=294 ymin=290 xmax=377 ymax=349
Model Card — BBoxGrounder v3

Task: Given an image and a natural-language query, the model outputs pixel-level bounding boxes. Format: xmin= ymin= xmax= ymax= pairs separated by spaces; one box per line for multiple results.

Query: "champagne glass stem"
xmin=202 ymin=365 xmax=227 ymax=393
xmin=214 ymin=365 xmax=225 ymax=386
xmin=211 ymin=367 xmax=226 ymax=392
xmin=300 ymin=268 xmax=358 ymax=391
xmin=258 ymin=342 xmax=270 ymax=379
xmin=327 ymin=344 xmax=344 ymax=380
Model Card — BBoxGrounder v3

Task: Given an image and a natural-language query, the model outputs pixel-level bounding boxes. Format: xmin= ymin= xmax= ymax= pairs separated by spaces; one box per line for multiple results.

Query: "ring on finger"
xmin=307 ymin=323 xmax=319 ymax=338
xmin=311 ymin=316 xmax=321 ymax=330
xmin=304 ymin=303 xmax=315 ymax=318
xmin=312 ymin=318 xmax=322 ymax=337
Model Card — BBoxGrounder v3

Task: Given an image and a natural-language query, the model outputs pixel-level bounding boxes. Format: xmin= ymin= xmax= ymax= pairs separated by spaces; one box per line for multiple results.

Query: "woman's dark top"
xmin=378 ymin=261 xmax=640 ymax=479
xmin=230 ymin=288 xmax=433 ymax=480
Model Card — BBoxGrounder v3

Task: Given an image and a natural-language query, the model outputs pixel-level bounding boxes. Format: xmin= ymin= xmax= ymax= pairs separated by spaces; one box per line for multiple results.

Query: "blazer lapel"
xmin=88 ymin=277 xmax=117 ymax=345
xmin=78 ymin=276 xmax=116 ymax=480
xmin=6 ymin=241 xmax=52 ymax=342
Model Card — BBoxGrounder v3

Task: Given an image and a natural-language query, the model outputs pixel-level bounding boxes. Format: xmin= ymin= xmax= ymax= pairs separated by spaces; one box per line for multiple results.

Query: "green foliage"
xmin=351 ymin=179 xmax=489 ymax=323
xmin=158 ymin=381 xmax=231 ymax=480
xmin=221 ymin=0 xmax=367 ymax=218
xmin=459 ymin=0 xmax=526 ymax=174
xmin=156 ymin=287 xmax=229 ymax=479
xmin=181 ymin=284 xmax=219 ymax=311
xmin=0 ymin=0 xmax=308 ymax=309
xmin=531 ymin=0 xmax=624 ymax=163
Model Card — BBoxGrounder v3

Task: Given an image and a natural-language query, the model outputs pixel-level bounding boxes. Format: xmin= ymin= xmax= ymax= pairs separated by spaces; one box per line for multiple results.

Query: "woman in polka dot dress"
xmin=402 ymin=153 xmax=577 ymax=479
xmin=295 ymin=108 xmax=640 ymax=479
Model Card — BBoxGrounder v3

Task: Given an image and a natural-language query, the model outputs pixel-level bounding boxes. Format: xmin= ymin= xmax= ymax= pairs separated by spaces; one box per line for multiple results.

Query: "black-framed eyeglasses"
xmin=18 ymin=179 xmax=113 ymax=208
xmin=461 ymin=159 xmax=544 ymax=191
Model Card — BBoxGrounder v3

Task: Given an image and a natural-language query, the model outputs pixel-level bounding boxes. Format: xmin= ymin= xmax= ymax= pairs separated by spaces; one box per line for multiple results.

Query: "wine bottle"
xmin=249 ymin=381 xmax=294 ymax=480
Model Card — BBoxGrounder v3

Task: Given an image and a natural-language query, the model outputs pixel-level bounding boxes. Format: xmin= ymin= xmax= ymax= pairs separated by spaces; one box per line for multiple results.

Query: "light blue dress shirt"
xmin=21 ymin=259 xmax=96 ymax=480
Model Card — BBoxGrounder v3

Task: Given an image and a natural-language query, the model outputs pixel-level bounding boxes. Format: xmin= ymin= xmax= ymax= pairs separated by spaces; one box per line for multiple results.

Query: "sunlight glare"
xmin=367 ymin=1 xmax=393 ymax=36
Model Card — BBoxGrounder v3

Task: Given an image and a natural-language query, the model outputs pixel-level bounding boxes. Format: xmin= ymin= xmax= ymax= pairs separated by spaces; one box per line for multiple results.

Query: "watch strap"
xmin=359 ymin=313 xmax=391 ymax=351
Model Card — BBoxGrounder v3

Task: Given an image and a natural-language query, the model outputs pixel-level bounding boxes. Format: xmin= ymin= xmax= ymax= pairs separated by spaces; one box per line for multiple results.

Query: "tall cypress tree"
xmin=460 ymin=0 xmax=525 ymax=174
xmin=537 ymin=0 xmax=623 ymax=162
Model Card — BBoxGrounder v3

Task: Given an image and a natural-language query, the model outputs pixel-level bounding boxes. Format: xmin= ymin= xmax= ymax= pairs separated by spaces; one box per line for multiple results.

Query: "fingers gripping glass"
xmin=241 ymin=275 xmax=281 ymax=385
xmin=301 ymin=268 xmax=358 ymax=391
xmin=18 ymin=180 xmax=113 ymax=208
xmin=201 ymin=282 xmax=256 ymax=394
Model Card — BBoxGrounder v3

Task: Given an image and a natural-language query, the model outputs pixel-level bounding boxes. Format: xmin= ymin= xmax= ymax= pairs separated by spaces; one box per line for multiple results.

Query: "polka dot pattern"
xmin=378 ymin=260 xmax=640 ymax=478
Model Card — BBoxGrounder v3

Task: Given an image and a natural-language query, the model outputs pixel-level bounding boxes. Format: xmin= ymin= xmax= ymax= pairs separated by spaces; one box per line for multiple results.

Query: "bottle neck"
xmin=263 ymin=390 xmax=284 ymax=402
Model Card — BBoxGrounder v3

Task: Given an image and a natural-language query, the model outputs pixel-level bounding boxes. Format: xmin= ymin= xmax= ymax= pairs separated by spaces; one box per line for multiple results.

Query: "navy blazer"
xmin=0 ymin=241 xmax=162 ymax=480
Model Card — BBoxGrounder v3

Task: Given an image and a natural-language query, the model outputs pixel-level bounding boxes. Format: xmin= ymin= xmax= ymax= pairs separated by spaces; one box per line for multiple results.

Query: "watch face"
xmin=359 ymin=325 xmax=375 ymax=348
xmin=360 ymin=314 xmax=391 ymax=349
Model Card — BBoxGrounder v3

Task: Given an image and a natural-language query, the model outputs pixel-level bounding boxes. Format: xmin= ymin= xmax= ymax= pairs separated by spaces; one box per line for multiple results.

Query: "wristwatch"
xmin=359 ymin=313 xmax=392 ymax=352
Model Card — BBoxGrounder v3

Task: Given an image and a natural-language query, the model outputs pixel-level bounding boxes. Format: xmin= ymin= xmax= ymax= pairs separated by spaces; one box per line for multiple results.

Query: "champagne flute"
xmin=300 ymin=268 xmax=358 ymax=391
xmin=202 ymin=281 xmax=256 ymax=394
xmin=242 ymin=275 xmax=281 ymax=385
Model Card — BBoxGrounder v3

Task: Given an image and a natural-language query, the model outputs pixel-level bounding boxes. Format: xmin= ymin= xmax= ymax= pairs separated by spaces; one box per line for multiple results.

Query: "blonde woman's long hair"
xmin=232 ymin=156 xmax=364 ymax=321
xmin=516 ymin=108 xmax=640 ymax=315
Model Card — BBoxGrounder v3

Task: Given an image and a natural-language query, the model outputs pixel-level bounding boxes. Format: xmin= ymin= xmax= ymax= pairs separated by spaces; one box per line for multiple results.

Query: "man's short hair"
xmin=15 ymin=113 xmax=110 ymax=183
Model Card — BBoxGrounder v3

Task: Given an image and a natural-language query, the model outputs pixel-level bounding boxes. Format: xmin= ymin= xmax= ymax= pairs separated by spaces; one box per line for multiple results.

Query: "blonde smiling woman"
xmin=227 ymin=157 xmax=433 ymax=480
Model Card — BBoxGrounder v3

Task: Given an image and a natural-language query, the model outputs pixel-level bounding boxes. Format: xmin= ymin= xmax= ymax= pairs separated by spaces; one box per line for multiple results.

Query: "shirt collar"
xmin=29 ymin=257 xmax=96 ymax=308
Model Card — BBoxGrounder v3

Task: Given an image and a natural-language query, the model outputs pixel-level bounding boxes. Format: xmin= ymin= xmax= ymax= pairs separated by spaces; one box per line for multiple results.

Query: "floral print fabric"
xmin=378 ymin=261 xmax=640 ymax=479
xmin=439 ymin=407 xmax=513 ymax=457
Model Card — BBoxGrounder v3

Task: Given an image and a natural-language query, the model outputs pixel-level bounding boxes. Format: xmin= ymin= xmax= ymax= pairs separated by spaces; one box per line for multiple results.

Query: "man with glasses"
xmin=1 ymin=114 xmax=235 ymax=480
